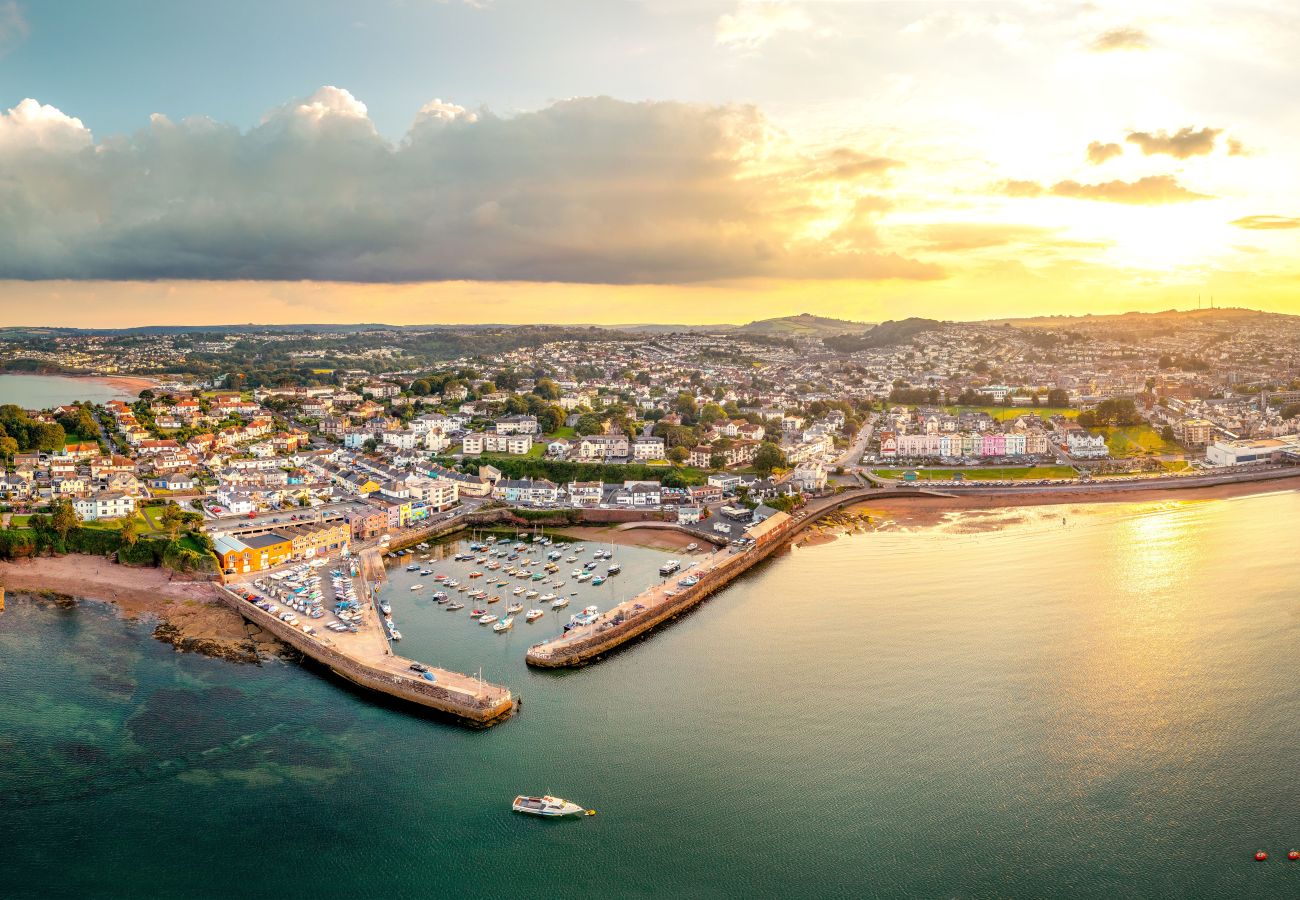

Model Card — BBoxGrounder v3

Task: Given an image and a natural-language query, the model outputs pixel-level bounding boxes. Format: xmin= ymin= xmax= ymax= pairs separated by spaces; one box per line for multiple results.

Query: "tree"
xmin=1046 ymin=388 xmax=1070 ymax=407
xmin=120 ymin=517 xmax=140 ymax=546
xmin=753 ymin=442 xmax=786 ymax=477
xmin=533 ymin=377 xmax=561 ymax=401
xmin=160 ymin=504 xmax=184 ymax=540
xmin=1161 ymin=425 xmax=1176 ymax=442
xmin=575 ymin=413 xmax=603 ymax=436
xmin=1280 ymin=402 xmax=1300 ymax=420
xmin=0 ymin=435 xmax=16 ymax=462
xmin=710 ymin=452 xmax=727 ymax=469
xmin=667 ymin=446 xmax=688 ymax=464
xmin=51 ymin=500 xmax=77 ymax=541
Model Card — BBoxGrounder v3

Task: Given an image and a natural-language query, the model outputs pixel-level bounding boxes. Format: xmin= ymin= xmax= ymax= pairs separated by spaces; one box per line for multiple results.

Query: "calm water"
xmin=3 ymin=497 xmax=1299 ymax=899
xmin=0 ymin=373 xmax=142 ymax=407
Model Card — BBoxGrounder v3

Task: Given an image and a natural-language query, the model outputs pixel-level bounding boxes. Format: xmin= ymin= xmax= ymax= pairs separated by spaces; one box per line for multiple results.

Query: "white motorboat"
xmin=512 ymin=795 xmax=592 ymax=817
xmin=493 ymin=616 xmax=514 ymax=633
xmin=550 ymin=596 xmax=569 ymax=609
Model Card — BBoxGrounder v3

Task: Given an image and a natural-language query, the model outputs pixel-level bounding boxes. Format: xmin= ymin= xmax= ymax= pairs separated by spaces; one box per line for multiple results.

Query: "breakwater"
xmin=215 ymin=585 xmax=515 ymax=726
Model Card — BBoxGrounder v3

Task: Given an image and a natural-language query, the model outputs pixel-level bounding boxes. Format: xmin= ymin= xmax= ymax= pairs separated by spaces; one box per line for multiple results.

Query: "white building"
xmin=73 ymin=491 xmax=137 ymax=522
xmin=1066 ymin=432 xmax=1110 ymax=459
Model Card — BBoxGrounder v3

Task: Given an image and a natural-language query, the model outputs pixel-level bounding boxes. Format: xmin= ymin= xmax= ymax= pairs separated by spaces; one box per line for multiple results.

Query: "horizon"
xmin=2 ymin=1 xmax=1300 ymax=325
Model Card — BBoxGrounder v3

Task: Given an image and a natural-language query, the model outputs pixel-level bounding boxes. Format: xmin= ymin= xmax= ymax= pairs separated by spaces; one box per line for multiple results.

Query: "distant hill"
xmin=824 ymin=317 xmax=943 ymax=351
xmin=987 ymin=307 xmax=1280 ymax=329
xmin=617 ymin=313 xmax=870 ymax=336
xmin=733 ymin=313 xmax=872 ymax=337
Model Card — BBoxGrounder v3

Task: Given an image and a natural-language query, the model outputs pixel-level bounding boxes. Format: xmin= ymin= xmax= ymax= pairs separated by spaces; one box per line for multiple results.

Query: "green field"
xmin=545 ymin=426 xmax=576 ymax=440
xmin=872 ymin=466 xmax=1078 ymax=481
xmin=1098 ymin=425 xmax=1182 ymax=458
xmin=942 ymin=406 xmax=1079 ymax=422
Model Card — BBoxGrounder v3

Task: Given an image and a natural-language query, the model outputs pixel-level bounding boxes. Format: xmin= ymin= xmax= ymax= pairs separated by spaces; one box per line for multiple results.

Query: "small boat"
xmin=591 ymin=576 xmax=605 ymax=586
xmin=487 ymin=595 xmax=501 ymax=604
xmin=551 ymin=596 xmax=569 ymax=609
xmin=410 ymin=584 xmax=424 ymax=591
xmin=513 ymin=587 xmax=526 ymax=596
xmin=512 ymin=795 xmax=592 ymax=817
xmin=526 ymin=609 xmax=544 ymax=623
xmin=469 ymin=572 xmax=484 ymax=579
xmin=447 ymin=601 xmax=464 ymax=611
xmin=479 ymin=613 xmax=499 ymax=625
xmin=379 ymin=601 xmax=392 ymax=615
xmin=493 ymin=616 xmax=514 ymax=632
xmin=433 ymin=592 xmax=449 ymax=602
xmin=686 ymin=542 xmax=698 ymax=552
xmin=525 ymin=590 xmax=539 ymax=599
xmin=576 ymin=573 xmax=591 ymax=583
xmin=507 ymin=601 xmax=524 ymax=614
xmin=566 ymin=555 xmax=578 ymax=563
xmin=606 ymin=563 xmax=621 ymax=575
xmin=472 ymin=607 xmax=487 ymax=617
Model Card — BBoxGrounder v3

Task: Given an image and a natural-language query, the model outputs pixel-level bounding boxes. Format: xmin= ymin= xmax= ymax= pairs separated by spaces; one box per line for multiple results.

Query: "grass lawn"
xmin=141 ymin=505 xmax=169 ymax=531
xmin=872 ymin=465 xmax=1078 ymax=481
xmin=942 ymin=405 xmax=1079 ymax=422
xmin=10 ymin=514 xmax=30 ymax=525
xmin=1098 ymin=425 xmax=1182 ymax=458
xmin=545 ymin=426 xmax=576 ymax=440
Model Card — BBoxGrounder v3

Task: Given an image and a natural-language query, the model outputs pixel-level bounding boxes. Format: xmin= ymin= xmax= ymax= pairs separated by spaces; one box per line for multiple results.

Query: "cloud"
xmin=1089 ymin=26 xmax=1151 ymax=52
xmin=1227 ymin=137 xmax=1246 ymax=156
xmin=716 ymin=1 xmax=811 ymax=50
xmin=1126 ymin=126 xmax=1221 ymax=159
xmin=1230 ymin=215 xmax=1300 ymax=230
xmin=914 ymin=223 xmax=1056 ymax=252
xmin=1000 ymin=175 xmax=1210 ymax=204
xmin=802 ymin=147 xmax=902 ymax=182
xmin=0 ymin=1 xmax=27 ymax=58
xmin=1086 ymin=141 xmax=1123 ymax=165
xmin=0 ymin=88 xmax=940 ymax=285
xmin=999 ymin=179 xmax=1045 ymax=198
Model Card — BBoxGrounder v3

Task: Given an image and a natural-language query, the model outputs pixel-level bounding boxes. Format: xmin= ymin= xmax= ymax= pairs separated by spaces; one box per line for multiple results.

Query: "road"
xmin=833 ymin=414 xmax=876 ymax=469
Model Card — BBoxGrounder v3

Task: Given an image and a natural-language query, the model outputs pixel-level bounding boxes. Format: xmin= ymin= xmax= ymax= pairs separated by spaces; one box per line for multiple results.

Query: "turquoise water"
xmin=3 ymin=495 xmax=1299 ymax=898
xmin=0 ymin=373 xmax=142 ymax=408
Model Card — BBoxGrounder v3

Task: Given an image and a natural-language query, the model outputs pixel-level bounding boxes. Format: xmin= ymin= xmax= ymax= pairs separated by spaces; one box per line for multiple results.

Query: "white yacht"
xmin=512 ymin=795 xmax=591 ymax=817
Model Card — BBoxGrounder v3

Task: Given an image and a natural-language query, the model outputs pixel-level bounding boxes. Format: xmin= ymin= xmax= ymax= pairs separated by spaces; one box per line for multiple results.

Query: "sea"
xmin=0 ymin=373 xmax=144 ymax=408
xmin=3 ymin=493 xmax=1299 ymax=899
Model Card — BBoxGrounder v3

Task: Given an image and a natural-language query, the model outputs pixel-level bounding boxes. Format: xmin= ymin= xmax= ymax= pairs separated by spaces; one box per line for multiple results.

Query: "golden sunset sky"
xmin=1 ymin=1 xmax=1297 ymax=326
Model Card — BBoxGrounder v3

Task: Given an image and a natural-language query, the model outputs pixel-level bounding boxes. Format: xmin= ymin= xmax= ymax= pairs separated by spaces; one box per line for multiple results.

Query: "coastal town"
xmin=3 ymin=308 xmax=1300 ymax=711
xmin=2 ymin=309 xmax=1300 ymax=556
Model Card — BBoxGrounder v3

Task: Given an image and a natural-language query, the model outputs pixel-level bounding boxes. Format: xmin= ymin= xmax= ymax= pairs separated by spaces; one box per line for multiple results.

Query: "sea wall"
xmin=526 ymin=516 xmax=798 ymax=667
xmin=215 ymin=587 xmax=515 ymax=726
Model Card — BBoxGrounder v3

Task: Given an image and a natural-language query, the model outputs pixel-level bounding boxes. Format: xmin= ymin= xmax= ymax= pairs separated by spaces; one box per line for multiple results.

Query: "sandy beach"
xmin=95 ymin=374 xmax=160 ymax=394
xmin=0 ymin=555 xmax=266 ymax=662
xmin=848 ymin=479 xmax=1300 ymax=530
xmin=553 ymin=523 xmax=712 ymax=553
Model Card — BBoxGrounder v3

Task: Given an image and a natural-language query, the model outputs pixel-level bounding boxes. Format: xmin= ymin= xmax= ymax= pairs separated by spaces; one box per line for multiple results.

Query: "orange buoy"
xmin=1288 ymin=850 xmax=1299 ymax=861
xmin=1255 ymin=851 xmax=1268 ymax=862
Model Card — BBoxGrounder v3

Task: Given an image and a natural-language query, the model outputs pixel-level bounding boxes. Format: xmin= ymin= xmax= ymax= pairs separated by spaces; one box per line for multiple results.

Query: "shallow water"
xmin=3 ymin=497 xmax=1299 ymax=898
xmin=0 ymin=372 xmax=141 ymax=407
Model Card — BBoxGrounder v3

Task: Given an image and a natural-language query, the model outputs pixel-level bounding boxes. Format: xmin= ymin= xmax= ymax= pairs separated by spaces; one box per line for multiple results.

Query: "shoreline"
xmin=848 ymin=478 xmax=1300 ymax=529
xmin=0 ymin=555 xmax=270 ymax=662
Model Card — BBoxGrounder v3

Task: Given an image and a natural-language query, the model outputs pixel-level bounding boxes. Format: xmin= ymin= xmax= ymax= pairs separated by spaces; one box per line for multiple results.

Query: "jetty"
xmin=526 ymin=492 xmax=863 ymax=668
xmin=215 ymin=552 xmax=515 ymax=727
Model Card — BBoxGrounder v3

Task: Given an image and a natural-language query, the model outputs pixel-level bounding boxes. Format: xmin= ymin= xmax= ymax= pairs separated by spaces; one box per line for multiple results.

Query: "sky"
xmin=2 ymin=0 xmax=1299 ymax=327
